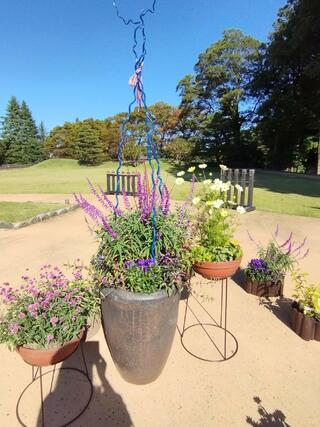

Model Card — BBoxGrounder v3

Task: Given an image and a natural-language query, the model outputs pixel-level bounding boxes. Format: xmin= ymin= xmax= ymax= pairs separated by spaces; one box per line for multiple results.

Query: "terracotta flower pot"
xmin=17 ymin=331 xmax=84 ymax=367
xmin=193 ymin=258 xmax=242 ymax=280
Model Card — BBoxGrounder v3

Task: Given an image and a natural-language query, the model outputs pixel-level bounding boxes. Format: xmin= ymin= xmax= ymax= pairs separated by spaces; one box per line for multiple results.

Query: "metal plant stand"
xmin=16 ymin=341 xmax=93 ymax=427
xmin=179 ymin=278 xmax=238 ymax=362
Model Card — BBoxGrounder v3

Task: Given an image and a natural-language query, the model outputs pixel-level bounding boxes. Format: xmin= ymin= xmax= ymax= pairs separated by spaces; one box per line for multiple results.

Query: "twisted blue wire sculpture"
xmin=113 ymin=0 xmax=163 ymax=260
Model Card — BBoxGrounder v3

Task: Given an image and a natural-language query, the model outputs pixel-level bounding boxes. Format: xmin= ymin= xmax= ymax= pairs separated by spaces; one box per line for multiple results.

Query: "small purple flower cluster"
xmin=248 ymin=258 xmax=270 ymax=273
xmin=0 ymin=265 xmax=87 ymax=336
xmin=124 ymin=258 xmax=155 ymax=272
xmin=0 ymin=283 xmax=17 ymax=303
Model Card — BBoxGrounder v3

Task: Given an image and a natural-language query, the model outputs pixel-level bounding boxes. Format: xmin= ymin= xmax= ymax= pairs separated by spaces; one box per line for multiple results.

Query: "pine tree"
xmin=76 ymin=124 xmax=104 ymax=166
xmin=0 ymin=139 xmax=6 ymax=164
xmin=20 ymin=100 xmax=41 ymax=163
xmin=0 ymin=96 xmax=24 ymax=163
xmin=38 ymin=121 xmax=47 ymax=143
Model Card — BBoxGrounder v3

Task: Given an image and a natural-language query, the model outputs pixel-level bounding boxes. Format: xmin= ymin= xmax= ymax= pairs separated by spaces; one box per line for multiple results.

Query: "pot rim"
xmin=17 ymin=329 xmax=84 ymax=351
xmin=101 ymin=286 xmax=177 ymax=302
xmin=193 ymin=257 xmax=242 ymax=268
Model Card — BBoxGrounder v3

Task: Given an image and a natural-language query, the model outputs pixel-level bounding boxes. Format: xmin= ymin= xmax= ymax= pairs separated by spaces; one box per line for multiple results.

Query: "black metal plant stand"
xmin=179 ymin=278 xmax=238 ymax=362
xmin=16 ymin=341 xmax=93 ymax=427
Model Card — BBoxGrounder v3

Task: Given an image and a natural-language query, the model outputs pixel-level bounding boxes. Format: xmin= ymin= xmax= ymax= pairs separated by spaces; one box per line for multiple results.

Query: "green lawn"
xmin=0 ymin=159 xmax=319 ymax=218
xmin=0 ymin=201 xmax=66 ymax=223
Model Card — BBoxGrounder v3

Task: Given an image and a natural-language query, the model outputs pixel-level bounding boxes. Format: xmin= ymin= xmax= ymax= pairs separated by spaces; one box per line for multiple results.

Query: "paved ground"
xmin=0 ymin=203 xmax=320 ymax=426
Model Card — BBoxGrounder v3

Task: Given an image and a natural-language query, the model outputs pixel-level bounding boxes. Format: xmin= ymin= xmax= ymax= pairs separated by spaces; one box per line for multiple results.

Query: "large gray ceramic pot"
xmin=101 ymin=287 xmax=180 ymax=385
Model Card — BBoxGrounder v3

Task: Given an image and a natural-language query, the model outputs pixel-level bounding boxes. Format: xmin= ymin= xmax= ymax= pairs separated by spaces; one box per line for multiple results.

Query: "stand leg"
xmin=223 ymin=279 xmax=228 ymax=359
xmin=39 ymin=367 xmax=45 ymax=427
xmin=49 ymin=364 xmax=56 ymax=394
xmin=80 ymin=341 xmax=90 ymax=379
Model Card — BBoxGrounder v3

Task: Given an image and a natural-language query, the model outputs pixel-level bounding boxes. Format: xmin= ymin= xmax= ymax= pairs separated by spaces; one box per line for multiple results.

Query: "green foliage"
xmin=44 ymin=122 xmax=79 ymax=159
xmin=191 ymin=241 xmax=242 ymax=263
xmin=76 ymin=124 xmax=104 ymax=166
xmin=164 ymin=137 xmax=193 ymax=163
xmin=123 ymin=141 xmax=146 ymax=166
xmin=177 ymin=29 xmax=262 ymax=162
xmin=252 ymin=0 xmax=320 ymax=171
xmin=0 ymin=265 xmax=100 ymax=350
xmin=292 ymin=270 xmax=320 ymax=320
xmin=188 ymin=164 xmax=244 ymax=262
xmin=257 ymin=241 xmax=297 ymax=275
xmin=0 ymin=97 xmax=44 ymax=164
xmin=0 ymin=139 xmax=6 ymax=164
xmin=95 ymin=210 xmax=187 ymax=267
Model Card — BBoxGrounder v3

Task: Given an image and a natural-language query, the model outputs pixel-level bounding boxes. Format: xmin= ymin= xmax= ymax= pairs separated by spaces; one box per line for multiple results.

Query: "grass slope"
xmin=0 ymin=201 xmax=66 ymax=222
xmin=0 ymin=159 xmax=319 ymax=217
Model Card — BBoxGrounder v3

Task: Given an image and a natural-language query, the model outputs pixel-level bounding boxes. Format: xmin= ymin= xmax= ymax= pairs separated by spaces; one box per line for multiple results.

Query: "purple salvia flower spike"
xmin=292 ymin=237 xmax=307 ymax=254
xmin=101 ymin=217 xmax=118 ymax=238
xmin=280 ymin=232 xmax=293 ymax=248
xmin=122 ymin=187 xmax=131 ymax=210
xmin=298 ymin=248 xmax=310 ymax=260
xmin=97 ymin=185 xmax=123 ymax=216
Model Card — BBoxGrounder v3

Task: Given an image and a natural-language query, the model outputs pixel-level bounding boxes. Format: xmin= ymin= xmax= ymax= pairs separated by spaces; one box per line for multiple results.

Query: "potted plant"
xmin=0 ymin=263 xmax=100 ymax=366
xmin=291 ymin=270 xmax=320 ymax=341
xmin=187 ymin=164 xmax=245 ymax=280
xmin=75 ymin=175 xmax=192 ymax=384
xmin=245 ymin=229 xmax=308 ymax=297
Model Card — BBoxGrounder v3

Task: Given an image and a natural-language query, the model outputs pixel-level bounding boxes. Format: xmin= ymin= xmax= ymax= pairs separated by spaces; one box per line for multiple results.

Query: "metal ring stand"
xmin=179 ymin=278 xmax=239 ymax=362
xmin=16 ymin=341 xmax=93 ymax=427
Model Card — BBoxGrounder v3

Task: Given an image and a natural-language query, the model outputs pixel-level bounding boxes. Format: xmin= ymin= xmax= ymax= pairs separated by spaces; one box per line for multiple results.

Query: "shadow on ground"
xmin=258 ymin=297 xmax=293 ymax=329
xmin=246 ymin=396 xmax=291 ymax=426
xmin=232 ymin=268 xmax=246 ymax=289
xmin=34 ymin=341 xmax=132 ymax=427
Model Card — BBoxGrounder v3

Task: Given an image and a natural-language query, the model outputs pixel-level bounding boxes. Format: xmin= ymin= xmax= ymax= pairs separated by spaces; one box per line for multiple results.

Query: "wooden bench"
xmin=220 ymin=168 xmax=255 ymax=211
xmin=106 ymin=171 xmax=139 ymax=196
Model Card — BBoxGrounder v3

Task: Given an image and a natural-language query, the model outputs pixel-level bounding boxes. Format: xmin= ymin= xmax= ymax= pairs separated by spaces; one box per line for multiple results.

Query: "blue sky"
xmin=0 ymin=0 xmax=286 ymax=130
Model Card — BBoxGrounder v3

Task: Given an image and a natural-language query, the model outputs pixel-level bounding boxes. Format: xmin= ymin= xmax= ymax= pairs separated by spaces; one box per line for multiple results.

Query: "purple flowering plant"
xmin=75 ymin=172 xmax=194 ymax=294
xmin=0 ymin=262 xmax=100 ymax=350
xmin=246 ymin=226 xmax=309 ymax=280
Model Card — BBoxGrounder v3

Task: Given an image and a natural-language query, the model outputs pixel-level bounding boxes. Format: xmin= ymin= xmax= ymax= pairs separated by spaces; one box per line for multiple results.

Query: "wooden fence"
xmin=106 ymin=172 xmax=139 ymax=196
xmin=220 ymin=169 xmax=255 ymax=211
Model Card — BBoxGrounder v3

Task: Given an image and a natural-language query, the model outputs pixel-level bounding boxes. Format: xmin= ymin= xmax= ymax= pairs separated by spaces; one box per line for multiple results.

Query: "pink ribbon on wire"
xmin=129 ymin=62 xmax=144 ymax=107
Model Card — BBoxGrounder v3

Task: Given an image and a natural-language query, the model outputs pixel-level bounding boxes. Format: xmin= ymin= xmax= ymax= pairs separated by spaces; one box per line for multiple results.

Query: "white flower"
xmin=210 ymin=178 xmax=223 ymax=192
xmin=236 ymin=206 xmax=246 ymax=215
xmin=235 ymin=184 xmax=243 ymax=192
xmin=198 ymin=163 xmax=207 ymax=169
xmin=177 ymin=171 xmax=185 ymax=177
xmin=192 ymin=196 xmax=201 ymax=205
xmin=175 ymin=178 xmax=185 ymax=185
xmin=219 ymin=164 xmax=228 ymax=171
xmin=213 ymin=199 xmax=224 ymax=209
xmin=221 ymin=181 xmax=231 ymax=192
xmin=220 ymin=209 xmax=228 ymax=218
xmin=209 ymin=172 xmax=213 ymax=177
xmin=187 ymin=166 xmax=196 ymax=173
xmin=203 ymin=179 xmax=212 ymax=185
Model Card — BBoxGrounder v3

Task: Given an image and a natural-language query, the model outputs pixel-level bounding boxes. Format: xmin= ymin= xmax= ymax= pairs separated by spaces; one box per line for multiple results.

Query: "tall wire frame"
xmin=112 ymin=0 xmax=163 ymax=260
